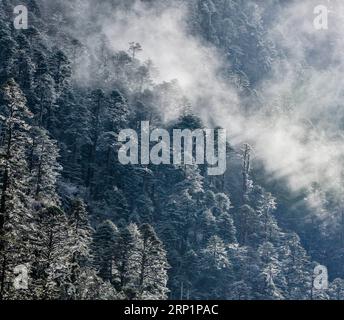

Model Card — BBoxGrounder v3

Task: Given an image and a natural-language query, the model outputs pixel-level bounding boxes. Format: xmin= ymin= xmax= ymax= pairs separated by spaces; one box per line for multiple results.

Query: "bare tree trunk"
xmin=242 ymin=144 xmax=250 ymax=203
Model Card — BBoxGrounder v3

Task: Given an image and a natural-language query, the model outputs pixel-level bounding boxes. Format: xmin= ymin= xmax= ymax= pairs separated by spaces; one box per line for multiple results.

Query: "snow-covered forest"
xmin=1 ymin=0 xmax=344 ymax=300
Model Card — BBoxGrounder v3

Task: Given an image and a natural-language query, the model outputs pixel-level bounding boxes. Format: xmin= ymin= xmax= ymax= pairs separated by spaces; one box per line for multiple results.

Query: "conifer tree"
xmin=31 ymin=206 xmax=71 ymax=299
xmin=136 ymin=224 xmax=169 ymax=300
xmin=66 ymin=198 xmax=93 ymax=299
xmin=0 ymin=79 xmax=33 ymax=299
xmin=92 ymin=220 xmax=118 ymax=282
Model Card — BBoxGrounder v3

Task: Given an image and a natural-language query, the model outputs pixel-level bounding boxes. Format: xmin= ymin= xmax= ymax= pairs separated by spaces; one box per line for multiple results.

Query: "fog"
xmin=39 ymin=0 xmax=344 ymax=210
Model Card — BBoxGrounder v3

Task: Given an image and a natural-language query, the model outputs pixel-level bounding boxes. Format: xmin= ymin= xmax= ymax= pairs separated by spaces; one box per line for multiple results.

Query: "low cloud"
xmin=38 ymin=0 xmax=344 ymax=211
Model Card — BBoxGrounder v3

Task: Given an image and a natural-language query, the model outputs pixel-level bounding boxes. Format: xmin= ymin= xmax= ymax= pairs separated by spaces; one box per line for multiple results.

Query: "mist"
xmin=40 ymin=0 xmax=344 ymax=210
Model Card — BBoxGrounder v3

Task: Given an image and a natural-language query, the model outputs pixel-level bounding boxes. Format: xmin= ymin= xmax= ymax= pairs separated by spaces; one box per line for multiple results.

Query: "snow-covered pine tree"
xmin=195 ymin=235 xmax=231 ymax=299
xmin=256 ymin=241 xmax=287 ymax=300
xmin=28 ymin=127 xmax=61 ymax=203
xmin=136 ymin=224 xmax=169 ymax=300
xmin=113 ymin=223 xmax=142 ymax=299
xmin=66 ymin=198 xmax=94 ymax=299
xmin=214 ymin=193 xmax=237 ymax=244
xmin=31 ymin=206 xmax=71 ymax=299
xmin=92 ymin=220 xmax=119 ymax=283
xmin=0 ymin=79 xmax=33 ymax=299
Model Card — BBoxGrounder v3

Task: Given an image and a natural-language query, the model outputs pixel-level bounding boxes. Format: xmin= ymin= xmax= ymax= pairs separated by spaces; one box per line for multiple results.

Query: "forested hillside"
xmin=1 ymin=0 xmax=344 ymax=300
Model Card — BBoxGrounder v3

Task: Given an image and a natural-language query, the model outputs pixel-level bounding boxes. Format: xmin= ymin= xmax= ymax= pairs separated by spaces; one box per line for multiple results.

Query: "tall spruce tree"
xmin=0 ymin=79 xmax=33 ymax=299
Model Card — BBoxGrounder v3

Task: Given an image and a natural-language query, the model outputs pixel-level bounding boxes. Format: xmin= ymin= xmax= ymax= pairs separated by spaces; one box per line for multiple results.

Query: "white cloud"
xmin=43 ymin=0 xmax=344 ymax=207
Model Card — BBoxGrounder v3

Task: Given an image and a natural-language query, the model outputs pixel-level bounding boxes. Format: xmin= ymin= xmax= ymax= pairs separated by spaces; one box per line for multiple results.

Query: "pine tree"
xmin=282 ymin=233 xmax=313 ymax=299
xmin=113 ymin=223 xmax=141 ymax=299
xmin=28 ymin=127 xmax=61 ymax=203
xmin=329 ymin=278 xmax=344 ymax=300
xmin=0 ymin=79 xmax=33 ymax=299
xmin=56 ymin=90 xmax=88 ymax=184
xmin=76 ymin=268 xmax=121 ymax=300
xmin=0 ymin=30 xmax=17 ymax=83
xmin=196 ymin=235 xmax=231 ymax=299
xmin=32 ymin=53 xmax=57 ymax=128
xmin=85 ymin=89 xmax=106 ymax=189
xmin=235 ymin=204 xmax=259 ymax=245
xmin=105 ymin=89 xmax=130 ymax=132
xmin=31 ymin=206 xmax=71 ymax=299
xmin=66 ymin=198 xmax=93 ymax=299
xmin=48 ymin=49 xmax=71 ymax=94
xmin=214 ymin=193 xmax=237 ymax=243
xmin=249 ymin=186 xmax=278 ymax=242
xmin=136 ymin=224 xmax=169 ymax=300
xmin=257 ymin=241 xmax=286 ymax=300
xmin=92 ymin=220 xmax=118 ymax=282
